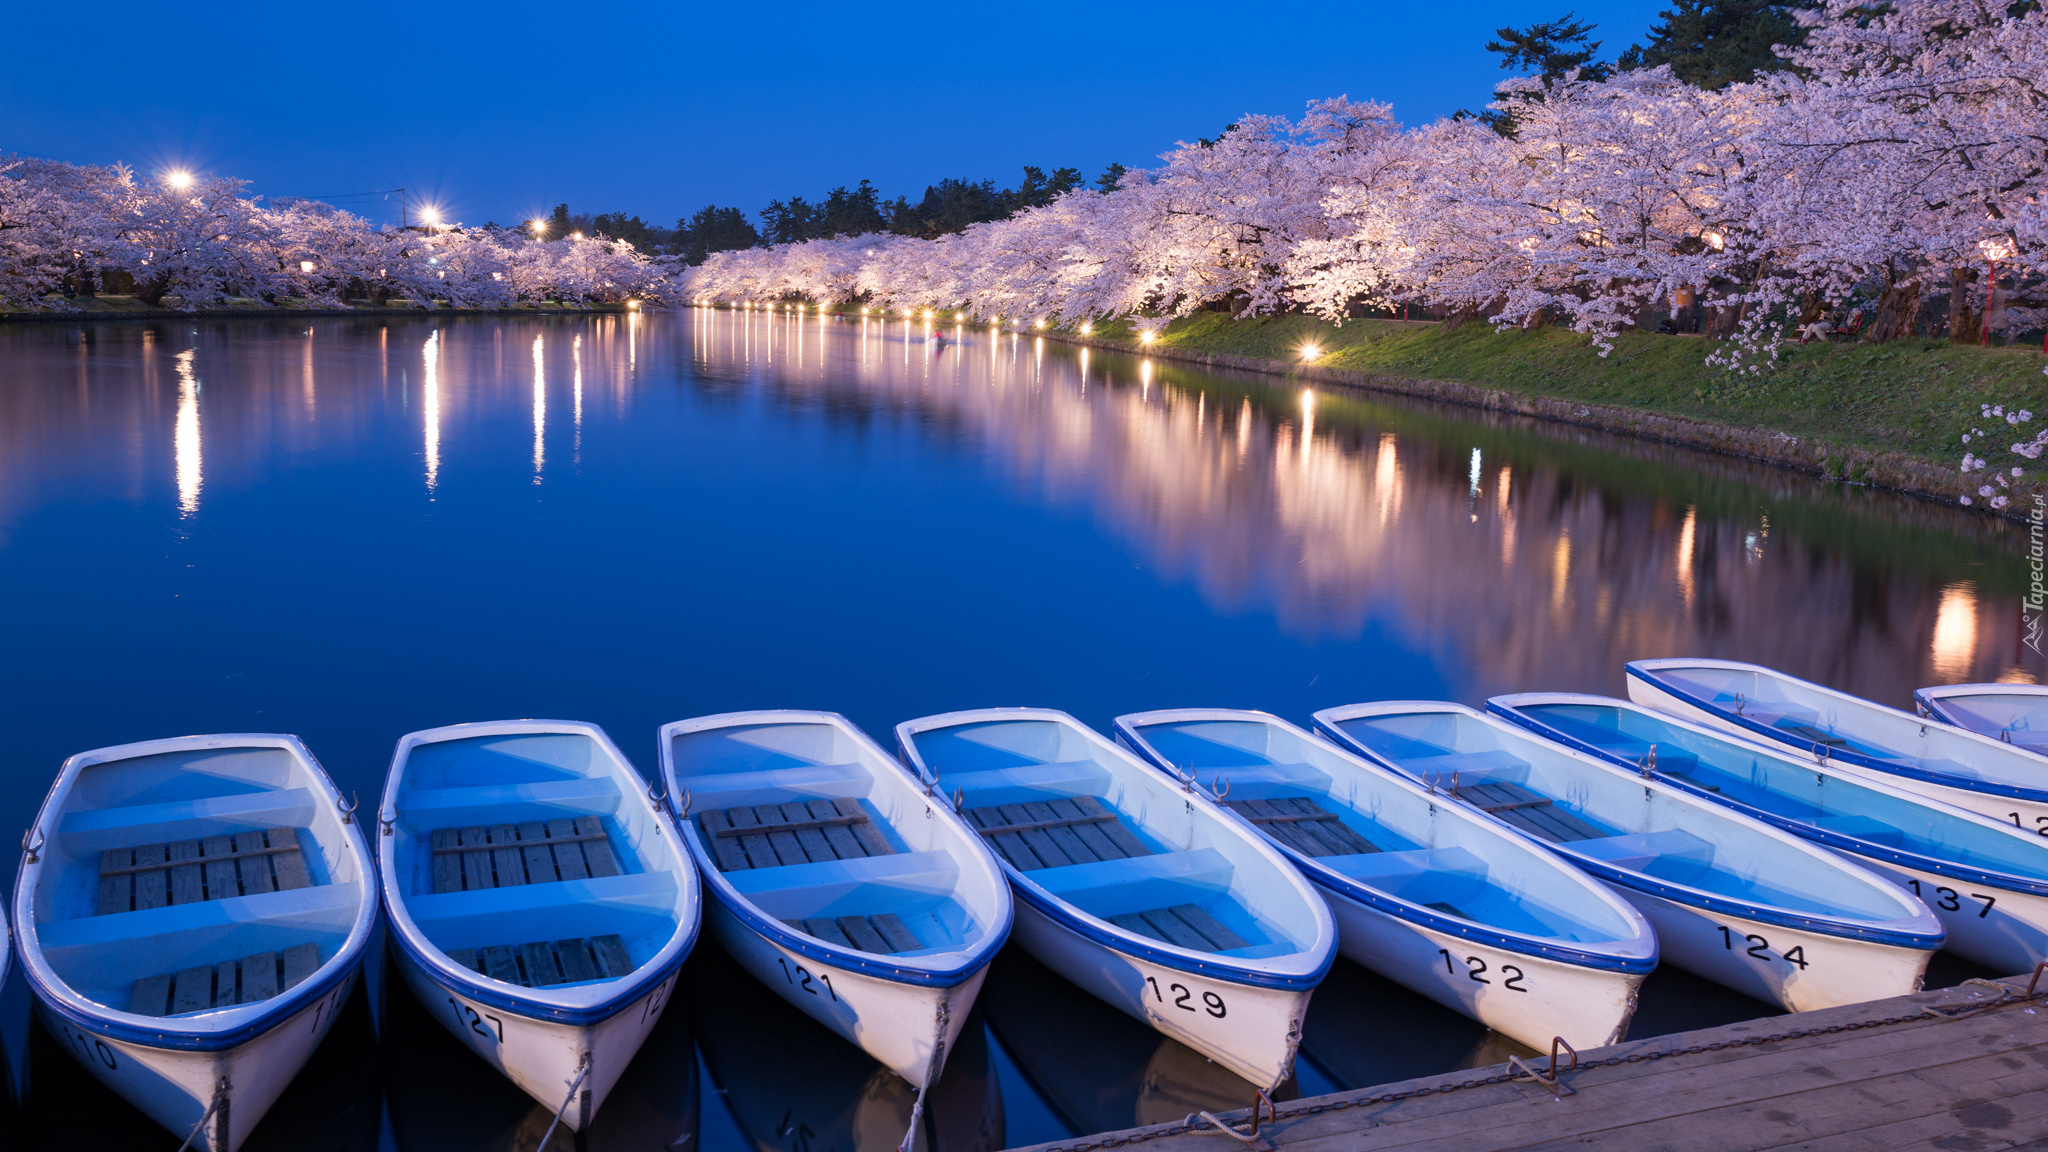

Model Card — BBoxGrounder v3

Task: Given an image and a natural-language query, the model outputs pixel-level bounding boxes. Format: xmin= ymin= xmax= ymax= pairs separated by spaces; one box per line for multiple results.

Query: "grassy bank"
xmin=1085 ymin=313 xmax=2048 ymax=471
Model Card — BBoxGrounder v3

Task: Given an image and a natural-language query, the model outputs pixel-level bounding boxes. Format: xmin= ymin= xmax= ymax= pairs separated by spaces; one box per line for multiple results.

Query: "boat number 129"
xmin=776 ymin=957 xmax=838 ymax=1002
xmin=1438 ymin=950 xmax=1528 ymax=991
xmin=1145 ymin=976 xmax=1226 ymax=1017
xmin=1904 ymin=879 xmax=1996 ymax=918
xmin=1716 ymin=926 xmax=1808 ymax=968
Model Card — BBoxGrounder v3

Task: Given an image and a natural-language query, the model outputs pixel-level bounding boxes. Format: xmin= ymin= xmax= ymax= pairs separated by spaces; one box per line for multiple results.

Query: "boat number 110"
xmin=1145 ymin=976 xmax=1226 ymax=1017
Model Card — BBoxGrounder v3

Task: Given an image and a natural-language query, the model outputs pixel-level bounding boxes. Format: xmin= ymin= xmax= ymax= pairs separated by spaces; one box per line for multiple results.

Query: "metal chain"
xmin=1032 ymin=993 xmax=2035 ymax=1152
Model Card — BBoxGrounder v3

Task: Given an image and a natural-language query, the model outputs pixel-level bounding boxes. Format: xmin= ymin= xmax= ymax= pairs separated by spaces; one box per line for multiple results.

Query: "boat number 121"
xmin=776 ymin=956 xmax=838 ymax=1002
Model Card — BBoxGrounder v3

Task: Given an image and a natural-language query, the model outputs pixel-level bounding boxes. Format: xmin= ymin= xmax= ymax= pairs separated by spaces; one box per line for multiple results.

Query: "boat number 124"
xmin=1715 ymin=926 xmax=1809 ymax=968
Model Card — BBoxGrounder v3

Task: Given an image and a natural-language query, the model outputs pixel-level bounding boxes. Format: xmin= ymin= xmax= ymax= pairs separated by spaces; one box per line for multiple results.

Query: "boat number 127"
xmin=448 ymin=997 xmax=504 ymax=1044
xmin=1145 ymin=976 xmax=1226 ymax=1017
xmin=1438 ymin=950 xmax=1528 ymax=991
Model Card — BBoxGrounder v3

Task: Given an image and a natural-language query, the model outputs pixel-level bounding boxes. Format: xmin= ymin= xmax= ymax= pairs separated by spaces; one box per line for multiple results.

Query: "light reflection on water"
xmin=0 ymin=308 xmax=2033 ymax=1149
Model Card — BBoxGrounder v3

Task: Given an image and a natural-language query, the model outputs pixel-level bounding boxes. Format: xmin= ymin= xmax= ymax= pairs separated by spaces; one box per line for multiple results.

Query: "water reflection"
xmin=173 ymin=348 xmax=201 ymax=516
xmin=424 ymin=329 xmax=442 ymax=494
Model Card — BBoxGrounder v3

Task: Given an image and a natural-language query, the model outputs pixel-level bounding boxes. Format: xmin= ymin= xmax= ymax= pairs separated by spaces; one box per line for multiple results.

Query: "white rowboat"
xmin=13 ymin=734 xmax=376 ymax=1152
xmin=379 ymin=720 xmax=700 ymax=1133
xmin=1628 ymin=659 xmax=2048 ymax=835
xmin=895 ymin=708 xmax=1336 ymax=1093
xmin=1312 ymin=702 xmax=1944 ymax=1012
xmin=1492 ymin=693 xmax=2048 ymax=974
xmin=660 ymin=710 xmax=1010 ymax=1092
xmin=1915 ymin=683 xmax=2048 ymax=755
xmin=1112 ymin=708 xmax=1656 ymax=1051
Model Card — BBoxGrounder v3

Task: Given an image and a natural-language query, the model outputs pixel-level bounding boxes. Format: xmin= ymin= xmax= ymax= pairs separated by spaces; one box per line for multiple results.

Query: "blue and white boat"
xmin=1491 ymin=693 xmax=2048 ymax=974
xmin=1628 ymin=659 xmax=2048 ymax=833
xmin=14 ymin=734 xmax=375 ymax=1152
xmin=660 ymin=710 xmax=1010 ymax=1094
xmin=1111 ymin=709 xmax=1656 ymax=1051
xmin=1311 ymin=702 xmax=1943 ymax=1012
xmin=894 ymin=708 xmax=1336 ymax=1093
xmin=378 ymin=720 xmax=699 ymax=1134
xmin=1916 ymin=682 xmax=2048 ymax=756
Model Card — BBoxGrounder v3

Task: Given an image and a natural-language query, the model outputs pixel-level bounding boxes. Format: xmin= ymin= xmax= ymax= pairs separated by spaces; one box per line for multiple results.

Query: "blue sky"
xmin=3 ymin=1 xmax=1664 ymax=228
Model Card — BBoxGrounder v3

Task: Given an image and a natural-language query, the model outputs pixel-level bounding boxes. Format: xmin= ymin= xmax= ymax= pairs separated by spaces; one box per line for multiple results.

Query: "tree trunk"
xmin=1949 ymin=266 xmax=1981 ymax=344
xmin=1865 ymin=279 xmax=1921 ymax=343
xmin=134 ymin=272 xmax=173 ymax=307
xmin=1799 ymin=292 xmax=1824 ymax=325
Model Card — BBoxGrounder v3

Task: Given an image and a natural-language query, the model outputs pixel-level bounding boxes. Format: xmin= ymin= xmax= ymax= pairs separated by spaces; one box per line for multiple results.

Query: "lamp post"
xmin=1978 ymin=237 xmax=2015 ymax=347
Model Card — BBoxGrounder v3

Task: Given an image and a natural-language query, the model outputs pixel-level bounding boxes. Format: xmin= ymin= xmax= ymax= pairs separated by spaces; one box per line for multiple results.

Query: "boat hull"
xmin=33 ymin=968 xmax=356 ymax=1152
xmin=394 ymin=944 xmax=676 ymax=1131
xmin=1615 ymin=888 xmax=1930 ymax=1011
xmin=1322 ymin=887 xmax=1642 ymax=1050
xmin=1844 ymin=855 xmax=2048 ymax=975
xmin=706 ymin=897 xmax=985 ymax=1087
xmin=1628 ymin=676 xmax=2048 ymax=831
xmin=1010 ymin=897 xmax=1309 ymax=1093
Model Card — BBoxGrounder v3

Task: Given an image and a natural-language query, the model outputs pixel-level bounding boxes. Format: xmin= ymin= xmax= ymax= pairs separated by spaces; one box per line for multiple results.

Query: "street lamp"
xmin=1979 ymin=237 xmax=2016 ymax=348
xmin=165 ymin=170 xmax=194 ymax=190
xmin=529 ymin=219 xmax=547 ymax=237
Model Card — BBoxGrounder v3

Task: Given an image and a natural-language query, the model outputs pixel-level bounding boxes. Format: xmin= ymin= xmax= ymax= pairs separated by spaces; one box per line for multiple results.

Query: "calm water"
xmin=0 ymin=309 xmax=2033 ymax=1149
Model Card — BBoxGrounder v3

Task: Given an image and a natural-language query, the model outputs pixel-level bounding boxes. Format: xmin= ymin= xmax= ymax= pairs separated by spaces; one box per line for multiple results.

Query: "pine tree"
xmin=1459 ymin=12 xmax=1610 ymax=135
xmin=1616 ymin=0 xmax=1816 ymax=90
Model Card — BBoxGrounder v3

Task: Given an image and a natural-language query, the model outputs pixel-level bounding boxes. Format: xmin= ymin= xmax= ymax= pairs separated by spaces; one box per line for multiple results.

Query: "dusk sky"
xmin=6 ymin=1 xmax=1664 ymax=229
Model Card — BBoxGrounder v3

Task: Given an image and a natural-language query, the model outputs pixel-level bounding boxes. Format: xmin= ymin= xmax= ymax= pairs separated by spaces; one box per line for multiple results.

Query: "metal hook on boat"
xmin=380 ymin=811 xmax=396 ymax=837
xmin=952 ymin=786 xmax=965 ymax=813
xmin=2004 ymin=728 xmax=2016 ymax=744
xmin=337 ymin=792 xmax=358 ymax=824
xmin=674 ymin=787 xmax=692 ymax=820
xmin=21 ymin=827 xmax=42 ymax=863
xmin=1639 ymin=744 xmax=1658 ymax=779
xmin=1812 ymin=741 xmax=1829 ymax=766
xmin=1179 ymin=765 xmax=1198 ymax=794
xmin=1734 ymin=693 xmax=1746 ymax=716
xmin=1210 ymin=776 xmax=1231 ymax=801
xmin=1916 ymin=701 xmax=1932 ymax=720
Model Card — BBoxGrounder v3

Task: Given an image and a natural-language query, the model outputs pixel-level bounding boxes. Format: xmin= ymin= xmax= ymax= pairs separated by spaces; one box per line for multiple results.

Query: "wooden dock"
xmin=1019 ymin=974 xmax=2048 ymax=1151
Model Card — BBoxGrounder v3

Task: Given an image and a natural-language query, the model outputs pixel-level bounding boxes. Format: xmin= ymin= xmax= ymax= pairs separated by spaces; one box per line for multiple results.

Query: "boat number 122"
xmin=1438 ymin=950 xmax=1528 ymax=991
xmin=1145 ymin=976 xmax=1226 ymax=1017
xmin=1716 ymin=926 xmax=1808 ymax=968
xmin=776 ymin=957 xmax=838 ymax=1002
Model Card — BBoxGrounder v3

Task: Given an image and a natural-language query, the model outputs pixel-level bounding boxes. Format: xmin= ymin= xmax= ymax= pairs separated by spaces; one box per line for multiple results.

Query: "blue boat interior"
xmin=1508 ymin=701 xmax=2048 ymax=882
xmin=1123 ymin=718 xmax=1641 ymax=946
xmin=669 ymin=721 xmax=991 ymax=959
xmin=1325 ymin=709 xmax=1919 ymax=924
xmin=393 ymin=733 xmax=683 ymax=987
xmin=906 ymin=719 xmax=1323 ymax=961
xmin=36 ymin=745 xmax=363 ymax=1016
xmin=1641 ymin=665 xmax=1988 ymax=781
xmin=1925 ymin=690 xmax=2048 ymax=750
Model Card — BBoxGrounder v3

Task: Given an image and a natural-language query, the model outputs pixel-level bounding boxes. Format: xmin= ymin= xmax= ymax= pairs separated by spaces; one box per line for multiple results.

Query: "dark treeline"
xmin=535 ymin=163 xmax=1126 ymax=265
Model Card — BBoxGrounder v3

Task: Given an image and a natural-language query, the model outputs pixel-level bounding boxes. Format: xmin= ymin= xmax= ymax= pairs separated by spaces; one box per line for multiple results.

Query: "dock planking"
xmin=1007 ymin=974 xmax=2048 ymax=1152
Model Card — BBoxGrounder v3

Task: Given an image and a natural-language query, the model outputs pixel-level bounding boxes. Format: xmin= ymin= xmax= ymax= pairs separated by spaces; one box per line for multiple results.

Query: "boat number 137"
xmin=1904 ymin=879 xmax=1996 ymax=918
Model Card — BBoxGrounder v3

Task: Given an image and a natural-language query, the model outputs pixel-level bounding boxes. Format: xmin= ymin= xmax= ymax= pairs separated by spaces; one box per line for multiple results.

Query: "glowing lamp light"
xmin=1079 ymin=323 xmax=1093 ymax=336
xmin=1981 ymin=237 xmax=2016 ymax=261
xmin=955 ymin=311 xmax=965 ymax=320
xmin=923 ymin=309 xmax=934 ymax=320
xmin=628 ymin=300 xmax=642 ymax=310
xmin=1301 ymin=342 xmax=1322 ymax=362
xmin=165 ymin=170 xmax=194 ymax=190
xmin=529 ymin=219 xmax=547 ymax=236
xmin=420 ymin=207 xmax=441 ymax=225
xmin=861 ymin=307 xmax=870 ymax=314
xmin=1034 ymin=318 xmax=1046 ymax=329
xmin=571 ymin=231 xmax=584 ymax=240
xmin=299 ymin=260 xmax=316 ymax=274
xmin=1139 ymin=330 xmax=1156 ymax=345
xmin=1702 ymin=230 xmax=1725 ymax=251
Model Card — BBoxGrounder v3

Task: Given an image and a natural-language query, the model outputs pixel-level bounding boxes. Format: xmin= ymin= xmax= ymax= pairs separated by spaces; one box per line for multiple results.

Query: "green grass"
xmin=1084 ymin=313 xmax=2048 ymax=468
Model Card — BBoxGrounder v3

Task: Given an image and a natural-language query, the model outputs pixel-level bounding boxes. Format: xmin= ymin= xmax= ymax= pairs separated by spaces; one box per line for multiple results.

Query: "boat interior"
xmin=902 ymin=717 xmax=1322 ymax=961
xmin=1507 ymin=701 xmax=2048 ymax=881
xmin=668 ymin=720 xmax=1001 ymax=961
xmin=1639 ymin=664 xmax=1993 ymax=783
xmin=392 ymin=732 xmax=684 ymax=990
xmin=1922 ymin=689 xmax=2048 ymax=749
xmin=1324 ymin=708 xmax=1920 ymax=924
xmin=1120 ymin=717 xmax=1641 ymax=946
xmin=35 ymin=742 xmax=363 ymax=1018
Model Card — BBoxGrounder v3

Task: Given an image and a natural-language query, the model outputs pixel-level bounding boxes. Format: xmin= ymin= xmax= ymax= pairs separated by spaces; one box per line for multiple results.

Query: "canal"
xmin=0 ymin=309 xmax=2033 ymax=1149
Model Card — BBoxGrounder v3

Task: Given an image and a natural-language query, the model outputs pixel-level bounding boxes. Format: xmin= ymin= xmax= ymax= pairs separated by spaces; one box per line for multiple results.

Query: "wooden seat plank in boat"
xmin=1223 ymin=797 xmax=1379 ymax=857
xmin=98 ymin=827 xmax=314 ymax=915
xmin=966 ymin=796 xmax=1151 ymax=871
xmin=779 ymin=912 xmax=923 ymax=955
xmin=130 ymin=942 xmax=323 ymax=1016
xmin=697 ymin=798 xmax=894 ymax=872
xmin=426 ymin=816 xmax=620 ymax=893
xmin=1453 ymin=781 xmax=1605 ymax=843
xmin=445 ymin=933 xmax=637 ymax=988
xmin=1108 ymin=903 xmax=1250 ymax=953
